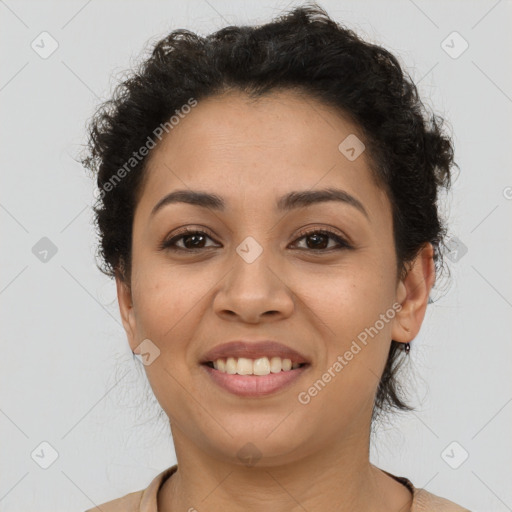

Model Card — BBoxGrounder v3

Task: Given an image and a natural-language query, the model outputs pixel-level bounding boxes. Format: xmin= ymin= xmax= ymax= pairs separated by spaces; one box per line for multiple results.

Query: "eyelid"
xmin=158 ymin=226 xmax=218 ymax=251
xmin=159 ymin=225 xmax=353 ymax=252
xmin=291 ymin=227 xmax=352 ymax=250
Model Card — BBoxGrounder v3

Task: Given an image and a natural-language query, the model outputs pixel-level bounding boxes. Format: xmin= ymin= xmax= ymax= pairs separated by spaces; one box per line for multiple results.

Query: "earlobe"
xmin=391 ymin=243 xmax=436 ymax=344
xmin=115 ymin=272 xmax=138 ymax=352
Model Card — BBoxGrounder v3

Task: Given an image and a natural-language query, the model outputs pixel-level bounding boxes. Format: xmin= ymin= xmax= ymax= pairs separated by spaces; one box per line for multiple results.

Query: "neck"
xmin=158 ymin=423 xmax=412 ymax=512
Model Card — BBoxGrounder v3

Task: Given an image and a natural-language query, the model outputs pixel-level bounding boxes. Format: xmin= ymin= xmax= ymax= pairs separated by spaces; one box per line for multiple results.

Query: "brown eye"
xmin=159 ymin=227 xmax=352 ymax=253
xmin=160 ymin=229 xmax=218 ymax=251
xmin=179 ymin=232 xmax=209 ymax=249
xmin=292 ymin=229 xmax=351 ymax=251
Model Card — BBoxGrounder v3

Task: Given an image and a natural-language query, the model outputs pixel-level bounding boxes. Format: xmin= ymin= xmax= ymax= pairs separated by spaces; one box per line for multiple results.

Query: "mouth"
xmin=200 ymin=340 xmax=311 ymax=368
xmin=200 ymin=357 xmax=311 ymax=397
xmin=201 ymin=358 xmax=309 ymax=374
xmin=199 ymin=340 xmax=311 ymax=396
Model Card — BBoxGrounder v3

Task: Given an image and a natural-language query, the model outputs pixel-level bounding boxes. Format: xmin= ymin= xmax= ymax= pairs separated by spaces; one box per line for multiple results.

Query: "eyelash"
xmin=159 ymin=227 xmax=352 ymax=253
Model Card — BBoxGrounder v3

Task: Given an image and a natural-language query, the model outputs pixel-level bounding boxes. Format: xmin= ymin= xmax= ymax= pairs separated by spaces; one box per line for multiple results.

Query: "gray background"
xmin=1 ymin=1 xmax=511 ymax=511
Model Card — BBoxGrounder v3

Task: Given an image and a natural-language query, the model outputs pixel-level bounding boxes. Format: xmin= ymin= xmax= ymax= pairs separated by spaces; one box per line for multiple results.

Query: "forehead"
xmin=136 ymin=89 xmax=389 ymax=220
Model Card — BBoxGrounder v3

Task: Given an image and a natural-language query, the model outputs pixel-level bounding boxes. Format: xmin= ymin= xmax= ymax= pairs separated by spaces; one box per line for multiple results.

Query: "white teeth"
xmin=253 ymin=357 xmax=270 ymax=375
xmin=225 ymin=357 xmax=237 ymax=374
xmin=210 ymin=356 xmax=303 ymax=375
xmin=236 ymin=357 xmax=253 ymax=375
xmin=269 ymin=356 xmax=282 ymax=373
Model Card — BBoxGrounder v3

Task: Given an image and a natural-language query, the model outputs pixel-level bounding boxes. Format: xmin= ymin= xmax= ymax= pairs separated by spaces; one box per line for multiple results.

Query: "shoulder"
xmin=84 ymin=465 xmax=178 ymax=512
xmin=84 ymin=489 xmax=143 ymax=512
xmin=382 ymin=469 xmax=471 ymax=511
xmin=412 ymin=487 xmax=472 ymax=511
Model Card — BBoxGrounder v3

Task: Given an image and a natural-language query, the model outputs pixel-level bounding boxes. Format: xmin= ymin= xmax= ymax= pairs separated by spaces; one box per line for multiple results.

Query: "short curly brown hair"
xmin=81 ymin=2 xmax=458 ymax=421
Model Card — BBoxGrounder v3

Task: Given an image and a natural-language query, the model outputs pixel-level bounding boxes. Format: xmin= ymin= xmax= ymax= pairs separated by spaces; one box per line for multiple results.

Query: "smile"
xmin=201 ymin=359 xmax=310 ymax=397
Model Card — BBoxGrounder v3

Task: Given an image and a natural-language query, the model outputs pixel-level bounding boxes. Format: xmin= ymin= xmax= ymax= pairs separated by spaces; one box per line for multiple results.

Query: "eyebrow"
xmin=150 ymin=187 xmax=369 ymax=220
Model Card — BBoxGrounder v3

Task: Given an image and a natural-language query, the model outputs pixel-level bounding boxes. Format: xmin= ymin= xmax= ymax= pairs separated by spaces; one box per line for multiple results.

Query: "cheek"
xmin=320 ymin=261 xmax=395 ymax=330
xmin=130 ymin=261 xmax=209 ymax=348
xmin=315 ymin=259 xmax=396 ymax=382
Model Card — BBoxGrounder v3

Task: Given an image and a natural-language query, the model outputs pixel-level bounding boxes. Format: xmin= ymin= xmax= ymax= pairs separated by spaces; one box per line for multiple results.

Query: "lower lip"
xmin=201 ymin=364 xmax=310 ymax=397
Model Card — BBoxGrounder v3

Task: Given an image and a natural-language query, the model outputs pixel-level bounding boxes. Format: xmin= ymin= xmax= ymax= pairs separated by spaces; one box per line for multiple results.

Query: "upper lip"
xmin=200 ymin=340 xmax=311 ymax=365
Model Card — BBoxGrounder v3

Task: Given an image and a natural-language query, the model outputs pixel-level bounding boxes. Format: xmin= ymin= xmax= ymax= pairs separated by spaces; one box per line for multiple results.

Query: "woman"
xmin=82 ymin=4 xmax=469 ymax=511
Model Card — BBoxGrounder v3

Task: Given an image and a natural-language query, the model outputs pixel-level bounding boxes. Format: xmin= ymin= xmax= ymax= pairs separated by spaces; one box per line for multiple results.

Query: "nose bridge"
xmin=213 ymin=233 xmax=294 ymax=321
xmin=229 ymin=233 xmax=279 ymax=294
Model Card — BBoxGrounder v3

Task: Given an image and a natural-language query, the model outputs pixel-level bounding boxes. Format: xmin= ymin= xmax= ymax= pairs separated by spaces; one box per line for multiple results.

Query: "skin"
xmin=116 ymin=89 xmax=435 ymax=512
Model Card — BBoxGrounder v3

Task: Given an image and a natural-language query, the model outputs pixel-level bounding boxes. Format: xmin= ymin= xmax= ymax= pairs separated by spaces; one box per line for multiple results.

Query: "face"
xmin=116 ymin=89 xmax=433 ymax=466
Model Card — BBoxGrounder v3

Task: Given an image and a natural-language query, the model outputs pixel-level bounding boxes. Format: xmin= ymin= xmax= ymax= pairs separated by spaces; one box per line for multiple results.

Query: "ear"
xmin=115 ymin=270 xmax=138 ymax=353
xmin=391 ymin=242 xmax=436 ymax=344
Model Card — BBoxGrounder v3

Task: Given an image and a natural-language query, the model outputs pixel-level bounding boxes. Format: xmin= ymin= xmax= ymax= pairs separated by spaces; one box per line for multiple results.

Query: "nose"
xmin=212 ymin=246 xmax=295 ymax=324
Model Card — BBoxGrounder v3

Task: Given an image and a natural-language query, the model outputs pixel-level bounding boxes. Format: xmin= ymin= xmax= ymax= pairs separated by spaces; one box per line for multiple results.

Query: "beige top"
xmin=85 ymin=465 xmax=471 ymax=512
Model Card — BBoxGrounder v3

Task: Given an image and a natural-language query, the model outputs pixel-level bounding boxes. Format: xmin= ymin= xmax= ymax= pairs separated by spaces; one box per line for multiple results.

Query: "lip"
xmin=201 ymin=363 xmax=310 ymax=397
xmin=200 ymin=340 xmax=311 ymax=365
